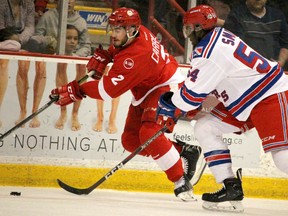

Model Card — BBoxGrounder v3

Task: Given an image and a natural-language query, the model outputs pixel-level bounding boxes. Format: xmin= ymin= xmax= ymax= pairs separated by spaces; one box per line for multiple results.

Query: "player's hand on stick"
xmin=50 ymin=80 xmax=84 ymax=106
xmin=185 ymin=108 xmax=201 ymax=120
xmin=156 ymin=92 xmax=186 ymax=133
xmin=86 ymin=44 xmax=113 ymax=80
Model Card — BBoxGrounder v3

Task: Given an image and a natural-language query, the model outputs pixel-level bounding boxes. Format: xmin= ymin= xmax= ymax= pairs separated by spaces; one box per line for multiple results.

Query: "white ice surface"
xmin=0 ymin=186 xmax=287 ymax=216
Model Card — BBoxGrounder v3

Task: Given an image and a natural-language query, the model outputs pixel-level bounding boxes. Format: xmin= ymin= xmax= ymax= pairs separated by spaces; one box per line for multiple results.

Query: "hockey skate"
xmin=174 ymin=174 xmax=196 ymax=201
xmin=202 ymin=168 xmax=244 ymax=213
xmin=176 ymin=139 xmax=202 ymax=180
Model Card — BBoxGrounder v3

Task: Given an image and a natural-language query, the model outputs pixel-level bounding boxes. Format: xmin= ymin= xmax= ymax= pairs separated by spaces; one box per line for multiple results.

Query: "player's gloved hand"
xmin=184 ymin=104 xmax=202 ymax=120
xmin=156 ymin=92 xmax=186 ymax=133
xmin=49 ymin=80 xmax=84 ymax=106
xmin=185 ymin=109 xmax=199 ymax=120
xmin=86 ymin=44 xmax=113 ymax=80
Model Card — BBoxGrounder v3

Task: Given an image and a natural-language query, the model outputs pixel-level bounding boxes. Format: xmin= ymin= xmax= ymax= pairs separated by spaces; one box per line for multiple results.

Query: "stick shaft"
xmin=0 ymin=99 xmax=55 ymax=140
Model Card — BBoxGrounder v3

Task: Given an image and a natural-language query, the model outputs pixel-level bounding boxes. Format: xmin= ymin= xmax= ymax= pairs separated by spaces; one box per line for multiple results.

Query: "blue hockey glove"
xmin=156 ymin=92 xmax=185 ymax=133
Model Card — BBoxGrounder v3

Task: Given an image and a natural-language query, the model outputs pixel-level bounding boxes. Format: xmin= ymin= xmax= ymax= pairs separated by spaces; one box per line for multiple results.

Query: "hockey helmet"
xmin=183 ymin=5 xmax=217 ymax=38
xmin=108 ymin=7 xmax=141 ymax=28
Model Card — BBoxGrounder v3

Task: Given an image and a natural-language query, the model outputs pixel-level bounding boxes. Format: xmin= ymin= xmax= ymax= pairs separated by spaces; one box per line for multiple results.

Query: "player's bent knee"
xmin=121 ymin=127 xmax=151 ymax=157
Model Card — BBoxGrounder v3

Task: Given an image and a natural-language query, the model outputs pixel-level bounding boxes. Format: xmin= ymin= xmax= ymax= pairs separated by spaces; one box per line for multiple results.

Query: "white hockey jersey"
xmin=172 ymin=27 xmax=288 ymax=121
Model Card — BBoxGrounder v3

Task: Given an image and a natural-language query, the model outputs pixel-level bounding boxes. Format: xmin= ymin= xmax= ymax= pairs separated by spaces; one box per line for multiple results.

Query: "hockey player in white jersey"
xmin=156 ymin=4 xmax=288 ymax=213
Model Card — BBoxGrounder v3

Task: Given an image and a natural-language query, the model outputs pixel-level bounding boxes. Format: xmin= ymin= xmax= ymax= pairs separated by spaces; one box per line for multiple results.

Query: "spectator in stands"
xmin=224 ymin=0 xmax=288 ymax=70
xmin=34 ymin=0 xmax=49 ymax=23
xmin=65 ymin=24 xmax=79 ymax=55
xmin=35 ymin=0 xmax=91 ymax=131
xmin=0 ymin=0 xmax=35 ymax=128
xmin=268 ymin=0 xmax=288 ymax=22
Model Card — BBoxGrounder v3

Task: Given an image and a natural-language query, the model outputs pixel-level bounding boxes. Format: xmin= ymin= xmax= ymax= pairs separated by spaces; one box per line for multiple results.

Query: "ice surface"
xmin=0 ymin=186 xmax=287 ymax=216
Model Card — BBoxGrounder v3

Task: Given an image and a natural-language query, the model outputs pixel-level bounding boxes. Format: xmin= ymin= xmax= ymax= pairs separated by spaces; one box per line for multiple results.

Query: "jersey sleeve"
xmin=172 ymin=58 xmax=225 ymax=111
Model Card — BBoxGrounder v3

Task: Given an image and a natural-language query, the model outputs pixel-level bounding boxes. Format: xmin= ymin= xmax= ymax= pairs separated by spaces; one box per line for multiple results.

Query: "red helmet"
xmin=183 ymin=5 xmax=217 ymax=37
xmin=108 ymin=7 xmax=141 ymax=28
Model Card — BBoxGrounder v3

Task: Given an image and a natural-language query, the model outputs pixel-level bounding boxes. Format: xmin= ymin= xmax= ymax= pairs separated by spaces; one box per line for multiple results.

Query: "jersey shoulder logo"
xmin=123 ymin=58 xmax=134 ymax=69
xmin=194 ymin=46 xmax=204 ymax=56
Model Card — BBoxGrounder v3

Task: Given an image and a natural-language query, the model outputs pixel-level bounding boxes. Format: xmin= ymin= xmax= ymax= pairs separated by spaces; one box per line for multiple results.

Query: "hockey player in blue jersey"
xmin=156 ymin=4 xmax=288 ymax=213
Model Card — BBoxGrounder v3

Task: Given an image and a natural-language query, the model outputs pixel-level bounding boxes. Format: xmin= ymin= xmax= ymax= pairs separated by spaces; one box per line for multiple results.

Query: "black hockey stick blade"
xmin=0 ymin=71 xmax=94 ymax=141
xmin=57 ymin=125 xmax=169 ymax=195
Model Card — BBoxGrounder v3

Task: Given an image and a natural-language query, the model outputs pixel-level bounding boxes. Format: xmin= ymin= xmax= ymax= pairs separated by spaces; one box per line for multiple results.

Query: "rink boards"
xmin=0 ymin=52 xmax=287 ymax=200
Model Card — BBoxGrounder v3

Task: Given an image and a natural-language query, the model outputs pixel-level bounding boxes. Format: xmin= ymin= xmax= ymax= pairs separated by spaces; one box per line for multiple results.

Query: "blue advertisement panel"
xmin=78 ymin=10 xmax=111 ymax=29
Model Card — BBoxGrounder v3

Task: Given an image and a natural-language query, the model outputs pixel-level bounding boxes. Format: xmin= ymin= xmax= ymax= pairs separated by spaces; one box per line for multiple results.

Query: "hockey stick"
xmin=57 ymin=124 xmax=170 ymax=195
xmin=0 ymin=71 xmax=94 ymax=141
xmin=57 ymin=115 xmax=208 ymax=195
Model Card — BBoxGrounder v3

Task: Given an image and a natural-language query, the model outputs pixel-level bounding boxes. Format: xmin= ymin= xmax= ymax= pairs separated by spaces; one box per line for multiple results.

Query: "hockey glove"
xmin=156 ymin=92 xmax=186 ymax=133
xmin=86 ymin=44 xmax=113 ymax=80
xmin=50 ymin=80 xmax=84 ymax=106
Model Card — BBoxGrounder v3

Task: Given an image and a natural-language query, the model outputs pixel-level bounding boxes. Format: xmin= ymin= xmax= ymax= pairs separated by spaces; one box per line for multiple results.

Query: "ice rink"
xmin=0 ymin=186 xmax=287 ymax=216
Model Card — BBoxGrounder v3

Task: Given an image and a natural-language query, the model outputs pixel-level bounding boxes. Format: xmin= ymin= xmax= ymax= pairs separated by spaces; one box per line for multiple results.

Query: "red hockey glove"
xmin=86 ymin=44 xmax=112 ymax=80
xmin=50 ymin=80 xmax=84 ymax=106
xmin=156 ymin=92 xmax=185 ymax=133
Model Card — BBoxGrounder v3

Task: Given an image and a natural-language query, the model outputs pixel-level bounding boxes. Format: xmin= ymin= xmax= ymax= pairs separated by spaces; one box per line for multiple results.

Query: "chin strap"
xmin=127 ymin=29 xmax=139 ymax=39
xmin=121 ymin=26 xmax=139 ymax=47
